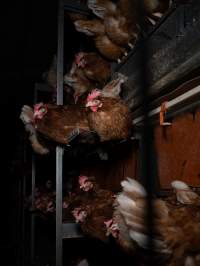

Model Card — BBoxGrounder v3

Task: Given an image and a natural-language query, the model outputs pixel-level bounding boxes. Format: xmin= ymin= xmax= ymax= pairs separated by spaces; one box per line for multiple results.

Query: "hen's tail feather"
xmin=117 ymin=195 xmax=145 ymax=220
xmin=171 ymin=180 xmax=200 ymax=205
xmin=121 ymin=177 xmax=147 ymax=197
xmin=129 ymin=230 xmax=148 ymax=248
xmin=116 ymin=178 xmax=172 ymax=252
xmin=129 ymin=230 xmax=170 ymax=253
xmin=116 ymin=178 xmax=148 ymax=248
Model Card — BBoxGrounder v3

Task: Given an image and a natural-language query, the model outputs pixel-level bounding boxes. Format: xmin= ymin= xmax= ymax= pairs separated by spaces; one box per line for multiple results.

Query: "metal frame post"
xmin=56 ymin=147 xmax=64 ymax=266
xmin=56 ymin=0 xmax=64 ymax=265
xmin=31 ymin=153 xmax=36 ymax=264
xmin=29 ymin=82 xmax=40 ymax=266
xmin=57 ymin=0 xmax=64 ymax=106
xmin=22 ymin=141 xmax=27 ymax=266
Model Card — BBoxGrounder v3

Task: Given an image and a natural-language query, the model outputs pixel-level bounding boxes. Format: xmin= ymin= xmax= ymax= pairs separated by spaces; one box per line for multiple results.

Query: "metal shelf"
xmin=64 ymin=0 xmax=91 ymax=15
xmin=62 ymin=223 xmax=83 ymax=239
xmin=30 ymin=89 xmax=84 ymax=261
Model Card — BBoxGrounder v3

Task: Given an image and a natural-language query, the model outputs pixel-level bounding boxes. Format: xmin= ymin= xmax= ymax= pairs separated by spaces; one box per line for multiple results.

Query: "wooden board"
xmin=81 ymin=107 xmax=200 ymax=191
xmin=80 ymin=143 xmax=139 ymax=192
xmin=155 ymin=107 xmax=200 ymax=188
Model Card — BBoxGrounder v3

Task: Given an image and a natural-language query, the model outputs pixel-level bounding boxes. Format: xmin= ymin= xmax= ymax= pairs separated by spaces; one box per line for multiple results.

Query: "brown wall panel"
xmin=80 ymin=143 xmax=139 ymax=192
xmin=80 ymin=106 xmax=200 ymax=190
xmin=155 ymin=108 xmax=200 ymax=188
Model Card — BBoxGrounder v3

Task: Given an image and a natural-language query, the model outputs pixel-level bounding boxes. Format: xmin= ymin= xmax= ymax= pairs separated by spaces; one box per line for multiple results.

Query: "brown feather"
xmin=74 ymin=19 xmax=126 ymax=61
xmin=87 ymin=97 xmax=132 ymax=141
xmin=78 ymin=52 xmax=111 ymax=84
xmin=35 ymin=104 xmax=90 ymax=144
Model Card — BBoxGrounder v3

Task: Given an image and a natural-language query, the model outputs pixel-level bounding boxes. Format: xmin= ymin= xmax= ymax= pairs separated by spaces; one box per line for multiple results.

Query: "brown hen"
xmin=70 ymin=175 xmax=115 ymax=242
xmin=20 ymin=75 xmax=131 ymax=154
xmin=111 ymin=178 xmax=200 ymax=265
xmin=74 ymin=19 xmax=126 ymax=62
xmin=64 ymin=61 xmax=95 ymax=103
xmin=75 ymin=52 xmax=111 ymax=85
xmin=86 ymin=87 xmax=132 ymax=142
xmin=88 ymin=0 xmax=138 ymax=48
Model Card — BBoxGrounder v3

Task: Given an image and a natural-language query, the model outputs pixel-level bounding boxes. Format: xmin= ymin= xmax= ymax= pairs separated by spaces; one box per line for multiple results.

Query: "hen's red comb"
xmin=79 ymin=175 xmax=88 ymax=186
xmin=104 ymin=219 xmax=113 ymax=228
xmin=75 ymin=52 xmax=85 ymax=66
xmin=34 ymin=102 xmax=44 ymax=112
xmin=33 ymin=102 xmax=48 ymax=120
xmin=86 ymin=89 xmax=101 ymax=102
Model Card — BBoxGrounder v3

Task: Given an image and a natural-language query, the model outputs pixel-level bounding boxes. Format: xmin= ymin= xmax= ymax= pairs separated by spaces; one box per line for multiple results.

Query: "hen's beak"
xmin=64 ymin=75 xmax=75 ymax=85
xmin=33 ymin=110 xmax=40 ymax=119
xmin=85 ymin=101 xmax=92 ymax=107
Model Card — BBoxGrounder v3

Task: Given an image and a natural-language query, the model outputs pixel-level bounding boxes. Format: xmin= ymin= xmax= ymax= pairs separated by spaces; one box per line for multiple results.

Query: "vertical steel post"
xmin=21 ymin=141 xmax=27 ymax=266
xmin=22 ymin=172 xmax=26 ymax=266
xmin=29 ymin=81 xmax=39 ymax=266
xmin=56 ymin=147 xmax=64 ymax=266
xmin=18 ymin=173 xmax=23 ymax=265
xmin=31 ymin=153 xmax=36 ymax=264
xmin=57 ymin=0 xmax=64 ymax=106
xmin=56 ymin=0 xmax=64 ymax=265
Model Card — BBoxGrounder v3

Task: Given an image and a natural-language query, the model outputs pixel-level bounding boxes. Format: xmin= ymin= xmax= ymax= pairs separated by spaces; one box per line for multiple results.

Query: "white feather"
xmin=130 ymin=231 xmax=170 ymax=253
xmin=171 ymin=180 xmax=190 ymax=190
xmin=117 ymin=194 xmax=136 ymax=209
xmin=20 ymin=105 xmax=34 ymax=124
xmin=121 ymin=178 xmax=147 ymax=197
xmin=171 ymin=180 xmax=200 ymax=204
xmin=185 ymin=256 xmax=196 ymax=266
xmin=125 ymin=220 xmax=146 ymax=232
xmin=77 ymin=259 xmax=89 ymax=266
xmin=129 ymin=230 xmax=148 ymax=248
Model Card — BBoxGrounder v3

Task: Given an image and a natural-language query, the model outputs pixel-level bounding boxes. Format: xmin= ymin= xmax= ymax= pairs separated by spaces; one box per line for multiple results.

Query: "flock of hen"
xmin=20 ymin=0 xmax=173 ymax=154
xmin=74 ymin=0 xmax=171 ymax=62
xmin=28 ymin=175 xmax=200 ymax=266
xmin=20 ymin=1 xmax=200 ymax=265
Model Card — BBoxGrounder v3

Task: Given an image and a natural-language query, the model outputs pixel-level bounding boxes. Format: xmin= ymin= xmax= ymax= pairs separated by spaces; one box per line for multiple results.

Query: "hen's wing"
xmin=34 ymin=104 xmax=93 ymax=145
xmin=87 ymin=0 xmax=118 ymax=18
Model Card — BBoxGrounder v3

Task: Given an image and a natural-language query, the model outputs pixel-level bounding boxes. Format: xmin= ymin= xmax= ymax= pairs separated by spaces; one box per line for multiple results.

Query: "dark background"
xmin=0 ymin=1 xmax=58 ymax=264
xmin=0 ymin=1 xmax=96 ymax=265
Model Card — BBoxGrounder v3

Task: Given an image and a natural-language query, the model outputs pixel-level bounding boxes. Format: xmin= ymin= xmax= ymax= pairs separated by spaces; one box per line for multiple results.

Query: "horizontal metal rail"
xmin=133 ymin=84 xmax=200 ymax=125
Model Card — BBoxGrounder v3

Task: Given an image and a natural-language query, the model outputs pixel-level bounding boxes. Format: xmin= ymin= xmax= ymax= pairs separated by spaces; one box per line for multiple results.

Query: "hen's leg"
xmin=29 ymin=134 xmax=49 ymax=155
xmin=20 ymin=105 xmax=49 ymax=155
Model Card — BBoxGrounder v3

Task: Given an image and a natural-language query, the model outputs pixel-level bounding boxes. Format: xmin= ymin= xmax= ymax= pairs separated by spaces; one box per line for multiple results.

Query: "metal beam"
xmin=56 ymin=0 xmax=64 ymax=265
xmin=116 ymin=1 xmax=200 ymax=109
xmin=62 ymin=223 xmax=83 ymax=239
xmin=133 ymin=84 xmax=200 ymax=125
xmin=64 ymin=0 xmax=91 ymax=15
